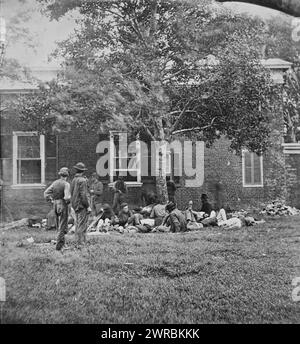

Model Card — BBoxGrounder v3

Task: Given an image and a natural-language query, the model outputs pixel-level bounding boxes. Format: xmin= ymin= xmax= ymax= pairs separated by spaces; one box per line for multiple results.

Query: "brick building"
xmin=1 ymin=59 xmax=300 ymax=220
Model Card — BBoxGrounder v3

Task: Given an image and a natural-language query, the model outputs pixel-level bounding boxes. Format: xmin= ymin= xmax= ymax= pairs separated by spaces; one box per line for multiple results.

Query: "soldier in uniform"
xmin=44 ymin=167 xmax=71 ymax=251
xmin=70 ymin=162 xmax=91 ymax=247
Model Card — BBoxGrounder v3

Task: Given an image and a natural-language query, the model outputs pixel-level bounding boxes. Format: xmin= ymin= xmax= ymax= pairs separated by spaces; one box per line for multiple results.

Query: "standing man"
xmin=89 ymin=172 xmax=103 ymax=218
xmin=112 ymin=176 xmax=128 ymax=214
xmin=200 ymin=194 xmax=213 ymax=217
xmin=71 ymin=162 xmax=91 ymax=247
xmin=167 ymin=179 xmax=176 ymax=203
xmin=44 ymin=167 xmax=71 ymax=251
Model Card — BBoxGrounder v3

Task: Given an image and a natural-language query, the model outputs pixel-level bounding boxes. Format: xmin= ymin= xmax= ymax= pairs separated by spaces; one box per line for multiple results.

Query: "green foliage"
xmin=262 ymin=15 xmax=300 ymax=142
xmin=283 ymin=69 xmax=300 ymax=142
xmin=0 ymin=58 xmax=32 ymax=80
xmin=20 ymin=0 xmax=277 ymax=154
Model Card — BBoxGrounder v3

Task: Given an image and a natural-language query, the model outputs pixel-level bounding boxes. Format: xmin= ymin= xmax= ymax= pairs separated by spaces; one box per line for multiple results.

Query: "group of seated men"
xmin=87 ymin=193 xmax=242 ymax=234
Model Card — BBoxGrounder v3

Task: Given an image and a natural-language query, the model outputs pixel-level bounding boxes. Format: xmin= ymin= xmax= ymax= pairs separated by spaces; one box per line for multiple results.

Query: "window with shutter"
xmin=242 ymin=150 xmax=263 ymax=187
xmin=45 ymin=135 xmax=57 ymax=182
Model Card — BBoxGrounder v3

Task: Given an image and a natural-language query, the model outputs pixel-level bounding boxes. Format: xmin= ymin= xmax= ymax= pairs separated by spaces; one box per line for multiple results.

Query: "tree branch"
xmin=171 ymin=117 xmax=216 ymax=136
xmin=165 ymin=110 xmax=197 ymax=117
xmin=142 ymin=123 xmax=156 ymax=141
xmin=163 ymin=67 xmax=190 ymax=82
xmin=169 ymin=101 xmax=191 ymax=133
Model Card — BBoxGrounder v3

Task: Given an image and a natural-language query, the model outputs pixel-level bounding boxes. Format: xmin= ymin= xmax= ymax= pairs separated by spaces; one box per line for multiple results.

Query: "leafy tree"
xmin=20 ymin=0 xmax=277 ymax=202
xmin=217 ymin=0 xmax=300 ymax=17
xmin=259 ymin=16 xmax=300 ymax=142
xmin=1 ymin=0 xmax=38 ymax=79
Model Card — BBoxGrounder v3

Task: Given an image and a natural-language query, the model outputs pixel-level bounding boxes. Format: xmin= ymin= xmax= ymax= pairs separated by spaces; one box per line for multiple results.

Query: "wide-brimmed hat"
xmin=58 ymin=167 xmax=69 ymax=177
xmin=73 ymin=162 xmax=88 ymax=172
xmin=102 ymin=203 xmax=111 ymax=211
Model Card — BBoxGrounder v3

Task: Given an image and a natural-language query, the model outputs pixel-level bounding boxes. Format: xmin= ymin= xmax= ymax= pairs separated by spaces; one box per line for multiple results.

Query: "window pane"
xmin=115 ymin=157 xmax=128 ymax=170
xmin=18 ymin=136 xmax=40 ymax=159
xmin=18 ymin=160 xmax=41 ymax=184
xmin=112 ymin=172 xmax=137 ymax=182
xmin=244 ymin=152 xmax=253 ymax=185
xmin=173 ymin=152 xmax=181 ymax=177
xmin=1 ymin=158 xmax=13 ymax=183
xmin=128 ymin=154 xmax=137 ymax=170
xmin=45 ymin=135 xmax=56 ymax=158
xmin=253 ymin=154 xmax=262 ymax=184
xmin=141 ymin=154 xmax=151 ymax=177
xmin=166 ymin=153 xmax=171 ymax=175
xmin=244 ymin=167 xmax=252 ymax=185
xmin=244 ymin=152 xmax=252 ymax=168
xmin=113 ymin=133 xmax=127 ymax=158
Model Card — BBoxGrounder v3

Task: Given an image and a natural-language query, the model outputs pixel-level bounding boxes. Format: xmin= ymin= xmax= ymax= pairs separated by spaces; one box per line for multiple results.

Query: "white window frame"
xmin=108 ymin=131 xmax=142 ymax=187
xmin=242 ymin=150 xmax=263 ymax=188
xmin=166 ymin=150 xmax=171 ymax=176
xmin=12 ymin=131 xmax=45 ymax=188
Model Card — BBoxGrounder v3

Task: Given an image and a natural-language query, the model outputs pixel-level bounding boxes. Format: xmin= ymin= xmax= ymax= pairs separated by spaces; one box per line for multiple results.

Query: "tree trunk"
xmin=156 ymin=151 xmax=169 ymax=204
xmin=216 ymin=0 xmax=300 ymax=17
xmin=155 ymin=117 xmax=169 ymax=204
xmin=156 ymin=176 xmax=169 ymax=204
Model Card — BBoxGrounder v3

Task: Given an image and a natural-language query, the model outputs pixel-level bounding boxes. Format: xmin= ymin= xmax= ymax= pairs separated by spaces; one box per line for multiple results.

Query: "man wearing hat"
xmin=44 ymin=167 xmax=71 ymax=250
xmin=200 ymin=193 xmax=213 ymax=217
xmin=165 ymin=201 xmax=187 ymax=232
xmin=70 ymin=162 xmax=91 ymax=247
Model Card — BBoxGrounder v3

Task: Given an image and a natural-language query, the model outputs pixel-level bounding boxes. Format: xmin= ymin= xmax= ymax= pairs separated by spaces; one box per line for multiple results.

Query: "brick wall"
xmin=176 ymin=134 xmax=287 ymax=212
xmin=285 ymin=154 xmax=300 ymax=208
xmin=1 ymin=110 xmax=292 ymax=219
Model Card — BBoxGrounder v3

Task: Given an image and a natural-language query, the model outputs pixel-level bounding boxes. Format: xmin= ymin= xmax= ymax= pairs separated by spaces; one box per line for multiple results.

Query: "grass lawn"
xmin=1 ymin=216 xmax=300 ymax=324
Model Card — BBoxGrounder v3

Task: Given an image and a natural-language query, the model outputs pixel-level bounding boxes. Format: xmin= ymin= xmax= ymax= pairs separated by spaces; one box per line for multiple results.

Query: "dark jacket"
xmin=114 ymin=180 xmax=128 ymax=194
xmin=167 ymin=180 xmax=176 ymax=199
xmin=200 ymin=201 xmax=213 ymax=215
xmin=100 ymin=208 xmax=117 ymax=224
xmin=169 ymin=208 xmax=187 ymax=232
xmin=71 ymin=174 xmax=90 ymax=211
xmin=118 ymin=210 xmax=133 ymax=226
xmin=44 ymin=179 xmax=70 ymax=201
xmin=89 ymin=179 xmax=104 ymax=204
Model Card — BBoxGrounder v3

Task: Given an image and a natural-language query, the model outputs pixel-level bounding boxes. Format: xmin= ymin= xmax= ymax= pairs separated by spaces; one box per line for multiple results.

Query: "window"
xmin=242 ymin=150 xmax=263 ymax=187
xmin=109 ymin=131 xmax=141 ymax=185
xmin=12 ymin=132 xmax=45 ymax=186
xmin=45 ymin=135 xmax=58 ymax=182
xmin=0 ymin=134 xmax=13 ymax=184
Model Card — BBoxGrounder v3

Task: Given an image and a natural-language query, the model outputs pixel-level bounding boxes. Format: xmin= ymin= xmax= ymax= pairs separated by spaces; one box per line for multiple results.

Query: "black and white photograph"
xmin=0 ymin=0 xmax=300 ymax=326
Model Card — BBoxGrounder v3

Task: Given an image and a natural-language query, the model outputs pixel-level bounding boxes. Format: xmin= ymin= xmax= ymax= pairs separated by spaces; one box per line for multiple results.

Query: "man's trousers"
xmin=54 ymin=199 xmax=69 ymax=250
xmin=75 ymin=208 xmax=88 ymax=245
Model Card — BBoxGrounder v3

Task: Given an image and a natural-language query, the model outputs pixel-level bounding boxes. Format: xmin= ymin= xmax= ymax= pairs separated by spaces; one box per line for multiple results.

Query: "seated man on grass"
xmin=118 ymin=202 xmax=133 ymax=227
xmin=150 ymin=196 xmax=167 ymax=226
xmin=165 ymin=201 xmax=187 ymax=233
xmin=184 ymin=200 xmax=204 ymax=230
xmin=201 ymin=205 xmax=242 ymax=230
